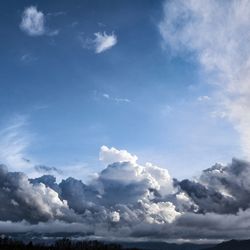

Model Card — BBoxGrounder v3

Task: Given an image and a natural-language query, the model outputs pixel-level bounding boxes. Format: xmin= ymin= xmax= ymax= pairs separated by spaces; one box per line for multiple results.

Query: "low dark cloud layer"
xmin=1 ymin=146 xmax=250 ymax=241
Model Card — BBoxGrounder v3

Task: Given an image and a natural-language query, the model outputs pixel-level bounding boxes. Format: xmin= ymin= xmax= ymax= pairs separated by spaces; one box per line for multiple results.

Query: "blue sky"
xmin=0 ymin=0 xmax=243 ymax=179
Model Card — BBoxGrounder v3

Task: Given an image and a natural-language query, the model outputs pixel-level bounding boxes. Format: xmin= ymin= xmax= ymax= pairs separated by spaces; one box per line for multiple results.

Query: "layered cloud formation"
xmin=1 ymin=145 xmax=250 ymax=241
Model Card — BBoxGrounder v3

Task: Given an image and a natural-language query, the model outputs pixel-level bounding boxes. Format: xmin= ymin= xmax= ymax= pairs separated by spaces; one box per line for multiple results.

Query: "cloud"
xmin=102 ymin=93 xmax=131 ymax=103
xmin=20 ymin=6 xmax=45 ymax=36
xmin=159 ymin=0 xmax=250 ymax=158
xmin=94 ymin=32 xmax=117 ymax=53
xmin=197 ymin=95 xmax=210 ymax=102
xmin=34 ymin=165 xmax=63 ymax=175
xmin=81 ymin=32 xmax=117 ymax=54
xmin=99 ymin=145 xmax=138 ymax=165
xmin=20 ymin=6 xmax=59 ymax=37
xmin=2 ymin=145 xmax=250 ymax=241
xmin=0 ymin=165 xmax=76 ymax=223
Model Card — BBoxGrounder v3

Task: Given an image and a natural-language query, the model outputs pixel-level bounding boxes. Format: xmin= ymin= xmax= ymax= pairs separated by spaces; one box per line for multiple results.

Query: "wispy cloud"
xmin=197 ymin=95 xmax=211 ymax=102
xmin=0 ymin=115 xmax=33 ymax=171
xmin=81 ymin=32 xmax=117 ymax=54
xmin=20 ymin=6 xmax=59 ymax=37
xmin=2 ymin=146 xmax=250 ymax=240
xmin=94 ymin=32 xmax=117 ymax=53
xmin=20 ymin=53 xmax=37 ymax=63
xmin=159 ymin=0 xmax=250 ymax=158
xmin=102 ymin=93 xmax=130 ymax=103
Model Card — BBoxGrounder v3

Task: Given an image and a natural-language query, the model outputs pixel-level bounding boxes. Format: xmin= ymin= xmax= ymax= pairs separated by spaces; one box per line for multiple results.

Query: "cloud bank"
xmin=1 ymin=145 xmax=250 ymax=241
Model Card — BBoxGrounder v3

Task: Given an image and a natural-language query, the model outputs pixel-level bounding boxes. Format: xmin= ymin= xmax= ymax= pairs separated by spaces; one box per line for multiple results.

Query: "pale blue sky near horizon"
xmin=0 ymin=0 xmax=242 ymax=180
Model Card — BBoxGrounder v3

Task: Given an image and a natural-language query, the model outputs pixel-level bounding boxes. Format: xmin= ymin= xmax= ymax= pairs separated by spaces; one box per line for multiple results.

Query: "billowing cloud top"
xmin=1 ymin=145 xmax=250 ymax=241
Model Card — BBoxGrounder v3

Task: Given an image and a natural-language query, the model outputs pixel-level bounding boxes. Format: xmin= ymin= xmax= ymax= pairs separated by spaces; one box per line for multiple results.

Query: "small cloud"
xmin=20 ymin=53 xmax=37 ymax=63
xmin=98 ymin=22 xmax=106 ymax=27
xmin=47 ymin=11 xmax=66 ymax=17
xmin=80 ymin=32 xmax=117 ymax=54
xmin=20 ymin=6 xmax=59 ymax=37
xmin=210 ymin=110 xmax=227 ymax=119
xmin=33 ymin=104 xmax=49 ymax=111
xmin=114 ymin=98 xmax=130 ymax=103
xmin=34 ymin=165 xmax=63 ymax=175
xmin=47 ymin=29 xmax=60 ymax=36
xmin=71 ymin=21 xmax=79 ymax=27
xmin=94 ymin=32 xmax=117 ymax=53
xmin=102 ymin=93 xmax=110 ymax=99
xmin=20 ymin=6 xmax=45 ymax=36
xmin=197 ymin=96 xmax=211 ymax=102
xmin=99 ymin=145 xmax=138 ymax=165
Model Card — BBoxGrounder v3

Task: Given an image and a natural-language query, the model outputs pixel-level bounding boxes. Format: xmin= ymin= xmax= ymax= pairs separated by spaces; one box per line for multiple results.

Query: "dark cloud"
xmin=1 ymin=146 xmax=250 ymax=241
xmin=176 ymin=158 xmax=250 ymax=214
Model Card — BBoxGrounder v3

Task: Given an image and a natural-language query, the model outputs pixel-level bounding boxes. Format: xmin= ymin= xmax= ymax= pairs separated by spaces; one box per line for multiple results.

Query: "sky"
xmin=0 ymin=0 xmax=244 ymax=180
xmin=1 ymin=0 xmax=250 ymax=243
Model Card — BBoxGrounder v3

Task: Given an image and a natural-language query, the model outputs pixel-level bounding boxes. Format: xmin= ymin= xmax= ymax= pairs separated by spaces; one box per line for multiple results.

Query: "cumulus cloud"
xmin=99 ymin=145 xmax=138 ymax=165
xmin=20 ymin=6 xmax=45 ymax=36
xmin=102 ymin=93 xmax=131 ymax=103
xmin=2 ymin=145 xmax=250 ymax=241
xmin=20 ymin=6 xmax=59 ymax=37
xmin=159 ymin=0 xmax=250 ymax=158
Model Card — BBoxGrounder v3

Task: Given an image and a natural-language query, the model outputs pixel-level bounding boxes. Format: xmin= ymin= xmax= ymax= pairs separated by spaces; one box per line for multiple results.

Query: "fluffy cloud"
xmin=20 ymin=6 xmax=45 ymax=36
xmin=99 ymin=145 xmax=138 ymax=165
xmin=159 ymin=0 xmax=250 ymax=158
xmin=20 ymin=6 xmax=59 ymax=37
xmin=94 ymin=32 xmax=117 ymax=53
xmin=0 ymin=165 xmax=76 ymax=223
xmin=81 ymin=32 xmax=117 ymax=54
xmin=1 ymin=145 xmax=250 ymax=241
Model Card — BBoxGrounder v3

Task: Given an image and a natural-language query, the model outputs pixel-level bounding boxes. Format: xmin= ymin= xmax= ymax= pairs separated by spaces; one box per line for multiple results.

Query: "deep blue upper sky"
xmin=0 ymin=0 xmax=241 ymax=179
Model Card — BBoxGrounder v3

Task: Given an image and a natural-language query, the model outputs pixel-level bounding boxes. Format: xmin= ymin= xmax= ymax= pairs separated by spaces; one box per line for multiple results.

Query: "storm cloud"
xmin=1 ymin=145 xmax=250 ymax=241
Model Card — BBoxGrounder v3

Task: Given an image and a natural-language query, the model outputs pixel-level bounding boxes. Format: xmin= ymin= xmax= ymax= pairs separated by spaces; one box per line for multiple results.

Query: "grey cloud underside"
xmin=1 ymin=158 xmax=250 ymax=240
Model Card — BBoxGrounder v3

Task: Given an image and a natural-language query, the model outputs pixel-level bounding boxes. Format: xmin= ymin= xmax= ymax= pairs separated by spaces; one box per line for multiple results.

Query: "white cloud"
xmin=197 ymin=95 xmax=210 ymax=102
xmin=80 ymin=32 xmax=117 ymax=54
xmin=114 ymin=97 xmax=130 ymax=103
xmin=20 ymin=6 xmax=45 ymax=36
xmin=102 ymin=93 xmax=110 ymax=99
xmin=102 ymin=93 xmax=131 ymax=103
xmin=0 ymin=116 xmax=33 ymax=171
xmin=159 ymin=0 xmax=250 ymax=158
xmin=20 ymin=6 xmax=59 ymax=37
xmin=99 ymin=145 xmax=138 ymax=165
xmin=94 ymin=32 xmax=117 ymax=53
xmin=2 ymin=144 xmax=250 ymax=241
